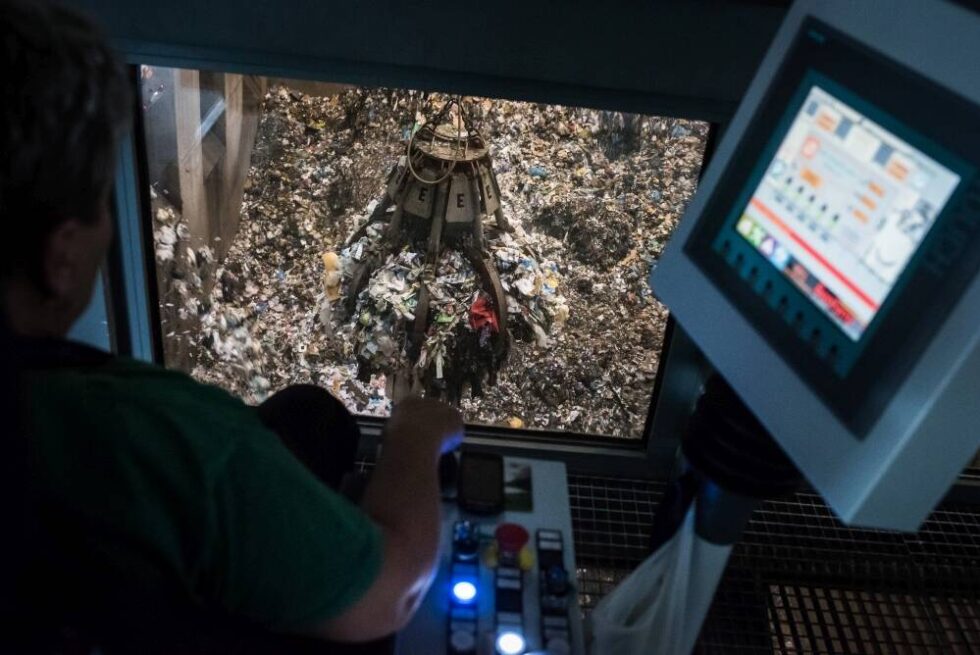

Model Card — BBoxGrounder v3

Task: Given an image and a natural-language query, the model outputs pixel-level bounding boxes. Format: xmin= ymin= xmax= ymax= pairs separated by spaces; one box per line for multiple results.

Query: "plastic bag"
xmin=587 ymin=506 xmax=732 ymax=655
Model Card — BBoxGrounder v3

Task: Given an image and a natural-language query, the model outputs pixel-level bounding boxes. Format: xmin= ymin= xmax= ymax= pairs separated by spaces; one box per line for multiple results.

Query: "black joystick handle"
xmin=681 ymin=374 xmax=803 ymax=545
xmin=683 ymin=374 xmax=802 ymax=499
xmin=439 ymin=451 xmax=458 ymax=495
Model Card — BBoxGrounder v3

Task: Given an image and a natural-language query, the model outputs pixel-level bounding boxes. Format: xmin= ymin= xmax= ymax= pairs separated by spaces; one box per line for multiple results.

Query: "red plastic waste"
xmin=468 ymin=295 xmax=499 ymax=332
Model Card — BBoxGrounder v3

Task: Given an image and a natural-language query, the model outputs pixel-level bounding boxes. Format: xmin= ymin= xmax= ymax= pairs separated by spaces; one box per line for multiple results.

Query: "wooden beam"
xmin=219 ymin=73 xmax=244 ymax=259
xmin=173 ymin=68 xmax=207 ymax=247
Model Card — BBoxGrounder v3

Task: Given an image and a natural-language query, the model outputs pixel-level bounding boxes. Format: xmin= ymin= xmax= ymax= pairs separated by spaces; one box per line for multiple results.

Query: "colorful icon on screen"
xmin=760 ymin=236 xmax=776 ymax=257
xmin=737 ymin=216 xmax=754 ymax=238
xmin=771 ymin=243 xmax=791 ymax=269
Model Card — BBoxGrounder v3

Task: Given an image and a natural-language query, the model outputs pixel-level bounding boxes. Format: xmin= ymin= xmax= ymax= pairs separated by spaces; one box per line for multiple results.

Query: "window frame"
xmin=109 ymin=50 xmax=720 ymax=477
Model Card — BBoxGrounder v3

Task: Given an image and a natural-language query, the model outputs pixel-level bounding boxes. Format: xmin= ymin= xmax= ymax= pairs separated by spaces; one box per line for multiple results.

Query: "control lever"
xmin=439 ymin=451 xmax=459 ymax=500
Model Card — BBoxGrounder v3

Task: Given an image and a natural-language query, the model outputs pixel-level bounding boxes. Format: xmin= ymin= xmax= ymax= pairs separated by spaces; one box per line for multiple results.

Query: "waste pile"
xmin=340 ymin=215 xmax=570 ymax=403
xmin=166 ymin=85 xmax=707 ymax=437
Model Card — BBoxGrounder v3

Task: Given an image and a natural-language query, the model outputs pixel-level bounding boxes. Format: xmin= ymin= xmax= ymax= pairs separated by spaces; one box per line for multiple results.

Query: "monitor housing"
xmin=653 ymin=0 xmax=980 ymax=530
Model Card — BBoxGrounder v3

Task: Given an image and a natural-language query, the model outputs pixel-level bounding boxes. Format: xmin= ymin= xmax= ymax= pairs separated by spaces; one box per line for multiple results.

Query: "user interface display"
xmin=735 ymin=85 xmax=961 ymax=341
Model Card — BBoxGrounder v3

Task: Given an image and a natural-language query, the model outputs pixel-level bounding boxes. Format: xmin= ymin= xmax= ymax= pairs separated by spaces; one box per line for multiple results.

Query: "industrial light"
xmin=495 ymin=630 xmax=526 ymax=655
xmin=451 ymin=580 xmax=477 ymax=603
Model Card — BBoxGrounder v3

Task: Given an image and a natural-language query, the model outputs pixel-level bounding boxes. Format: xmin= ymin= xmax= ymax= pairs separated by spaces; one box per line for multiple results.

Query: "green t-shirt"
xmin=24 ymin=355 xmax=382 ymax=631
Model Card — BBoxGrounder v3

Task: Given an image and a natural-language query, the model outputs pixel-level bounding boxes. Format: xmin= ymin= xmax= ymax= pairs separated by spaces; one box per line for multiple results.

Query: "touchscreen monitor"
xmin=733 ymin=85 xmax=961 ymax=341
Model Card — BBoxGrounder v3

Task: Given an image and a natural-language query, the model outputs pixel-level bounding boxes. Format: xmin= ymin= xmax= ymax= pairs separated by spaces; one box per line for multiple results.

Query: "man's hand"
xmin=384 ymin=396 xmax=464 ymax=455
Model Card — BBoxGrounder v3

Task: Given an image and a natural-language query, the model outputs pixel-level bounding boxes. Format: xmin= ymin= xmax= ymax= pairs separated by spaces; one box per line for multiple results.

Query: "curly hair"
xmin=0 ymin=0 xmax=131 ymax=283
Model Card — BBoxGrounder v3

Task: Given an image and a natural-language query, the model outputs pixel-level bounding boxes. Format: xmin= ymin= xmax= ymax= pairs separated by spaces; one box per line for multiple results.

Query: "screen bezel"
xmin=684 ymin=18 xmax=980 ymax=436
xmin=720 ymin=74 xmax=965 ymax=347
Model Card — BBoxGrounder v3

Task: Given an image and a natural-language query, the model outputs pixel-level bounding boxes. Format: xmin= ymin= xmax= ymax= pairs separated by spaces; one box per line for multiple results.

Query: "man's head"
xmin=0 ymin=0 xmax=130 ymax=337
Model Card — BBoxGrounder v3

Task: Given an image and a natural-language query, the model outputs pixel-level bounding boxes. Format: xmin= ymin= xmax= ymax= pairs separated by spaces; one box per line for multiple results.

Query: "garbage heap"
xmin=337 ymin=98 xmax=567 ymax=404
xmin=179 ymin=85 xmax=707 ymax=435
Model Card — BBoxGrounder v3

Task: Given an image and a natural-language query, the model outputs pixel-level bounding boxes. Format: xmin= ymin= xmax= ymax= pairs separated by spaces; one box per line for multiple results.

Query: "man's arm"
xmin=307 ymin=397 xmax=462 ymax=642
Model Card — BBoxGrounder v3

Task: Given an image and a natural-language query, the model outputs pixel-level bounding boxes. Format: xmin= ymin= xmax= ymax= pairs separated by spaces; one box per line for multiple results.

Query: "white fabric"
xmin=587 ymin=506 xmax=733 ymax=655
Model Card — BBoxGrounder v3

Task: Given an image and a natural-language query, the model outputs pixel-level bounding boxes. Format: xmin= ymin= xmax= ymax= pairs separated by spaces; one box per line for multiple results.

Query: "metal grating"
xmin=767 ymin=585 xmax=949 ymax=654
xmin=567 ymin=474 xmax=980 ymax=654
xmin=568 ymin=473 xmax=666 ymax=613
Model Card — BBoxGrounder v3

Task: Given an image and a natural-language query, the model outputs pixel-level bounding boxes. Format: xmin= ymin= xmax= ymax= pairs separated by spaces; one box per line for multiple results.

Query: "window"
xmin=141 ymin=67 xmax=708 ymax=439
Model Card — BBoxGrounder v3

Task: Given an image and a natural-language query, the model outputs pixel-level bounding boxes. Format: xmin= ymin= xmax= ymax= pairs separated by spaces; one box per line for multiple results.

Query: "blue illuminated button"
xmin=495 ymin=630 xmax=526 ymax=655
xmin=452 ymin=580 xmax=477 ymax=604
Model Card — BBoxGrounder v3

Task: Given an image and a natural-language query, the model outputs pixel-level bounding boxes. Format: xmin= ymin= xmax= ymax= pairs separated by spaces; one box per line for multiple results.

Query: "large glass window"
xmin=141 ymin=67 xmax=707 ymax=439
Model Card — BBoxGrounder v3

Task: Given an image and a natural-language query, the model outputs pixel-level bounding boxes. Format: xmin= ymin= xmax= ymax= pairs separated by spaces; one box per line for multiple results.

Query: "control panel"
xmin=397 ymin=458 xmax=584 ymax=655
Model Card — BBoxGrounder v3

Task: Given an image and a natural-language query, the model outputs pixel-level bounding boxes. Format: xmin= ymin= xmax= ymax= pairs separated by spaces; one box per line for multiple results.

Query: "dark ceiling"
xmin=65 ymin=0 xmax=790 ymax=123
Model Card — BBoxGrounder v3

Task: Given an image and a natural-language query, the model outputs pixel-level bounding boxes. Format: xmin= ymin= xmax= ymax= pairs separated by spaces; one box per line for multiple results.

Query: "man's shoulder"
xmin=26 ymin=351 xmax=269 ymax=466
xmin=31 ymin=352 xmax=245 ymax=410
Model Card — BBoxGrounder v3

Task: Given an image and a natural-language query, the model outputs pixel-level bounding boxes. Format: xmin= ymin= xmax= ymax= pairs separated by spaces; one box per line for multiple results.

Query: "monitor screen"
xmin=735 ymin=85 xmax=961 ymax=341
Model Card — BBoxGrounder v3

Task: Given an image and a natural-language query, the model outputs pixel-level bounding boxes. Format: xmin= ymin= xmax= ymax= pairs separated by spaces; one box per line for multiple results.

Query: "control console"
xmin=397 ymin=457 xmax=584 ymax=655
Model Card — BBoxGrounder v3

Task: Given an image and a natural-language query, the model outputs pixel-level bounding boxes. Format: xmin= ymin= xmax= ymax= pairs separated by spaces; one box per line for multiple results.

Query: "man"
xmin=0 ymin=1 xmax=460 ymax=651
